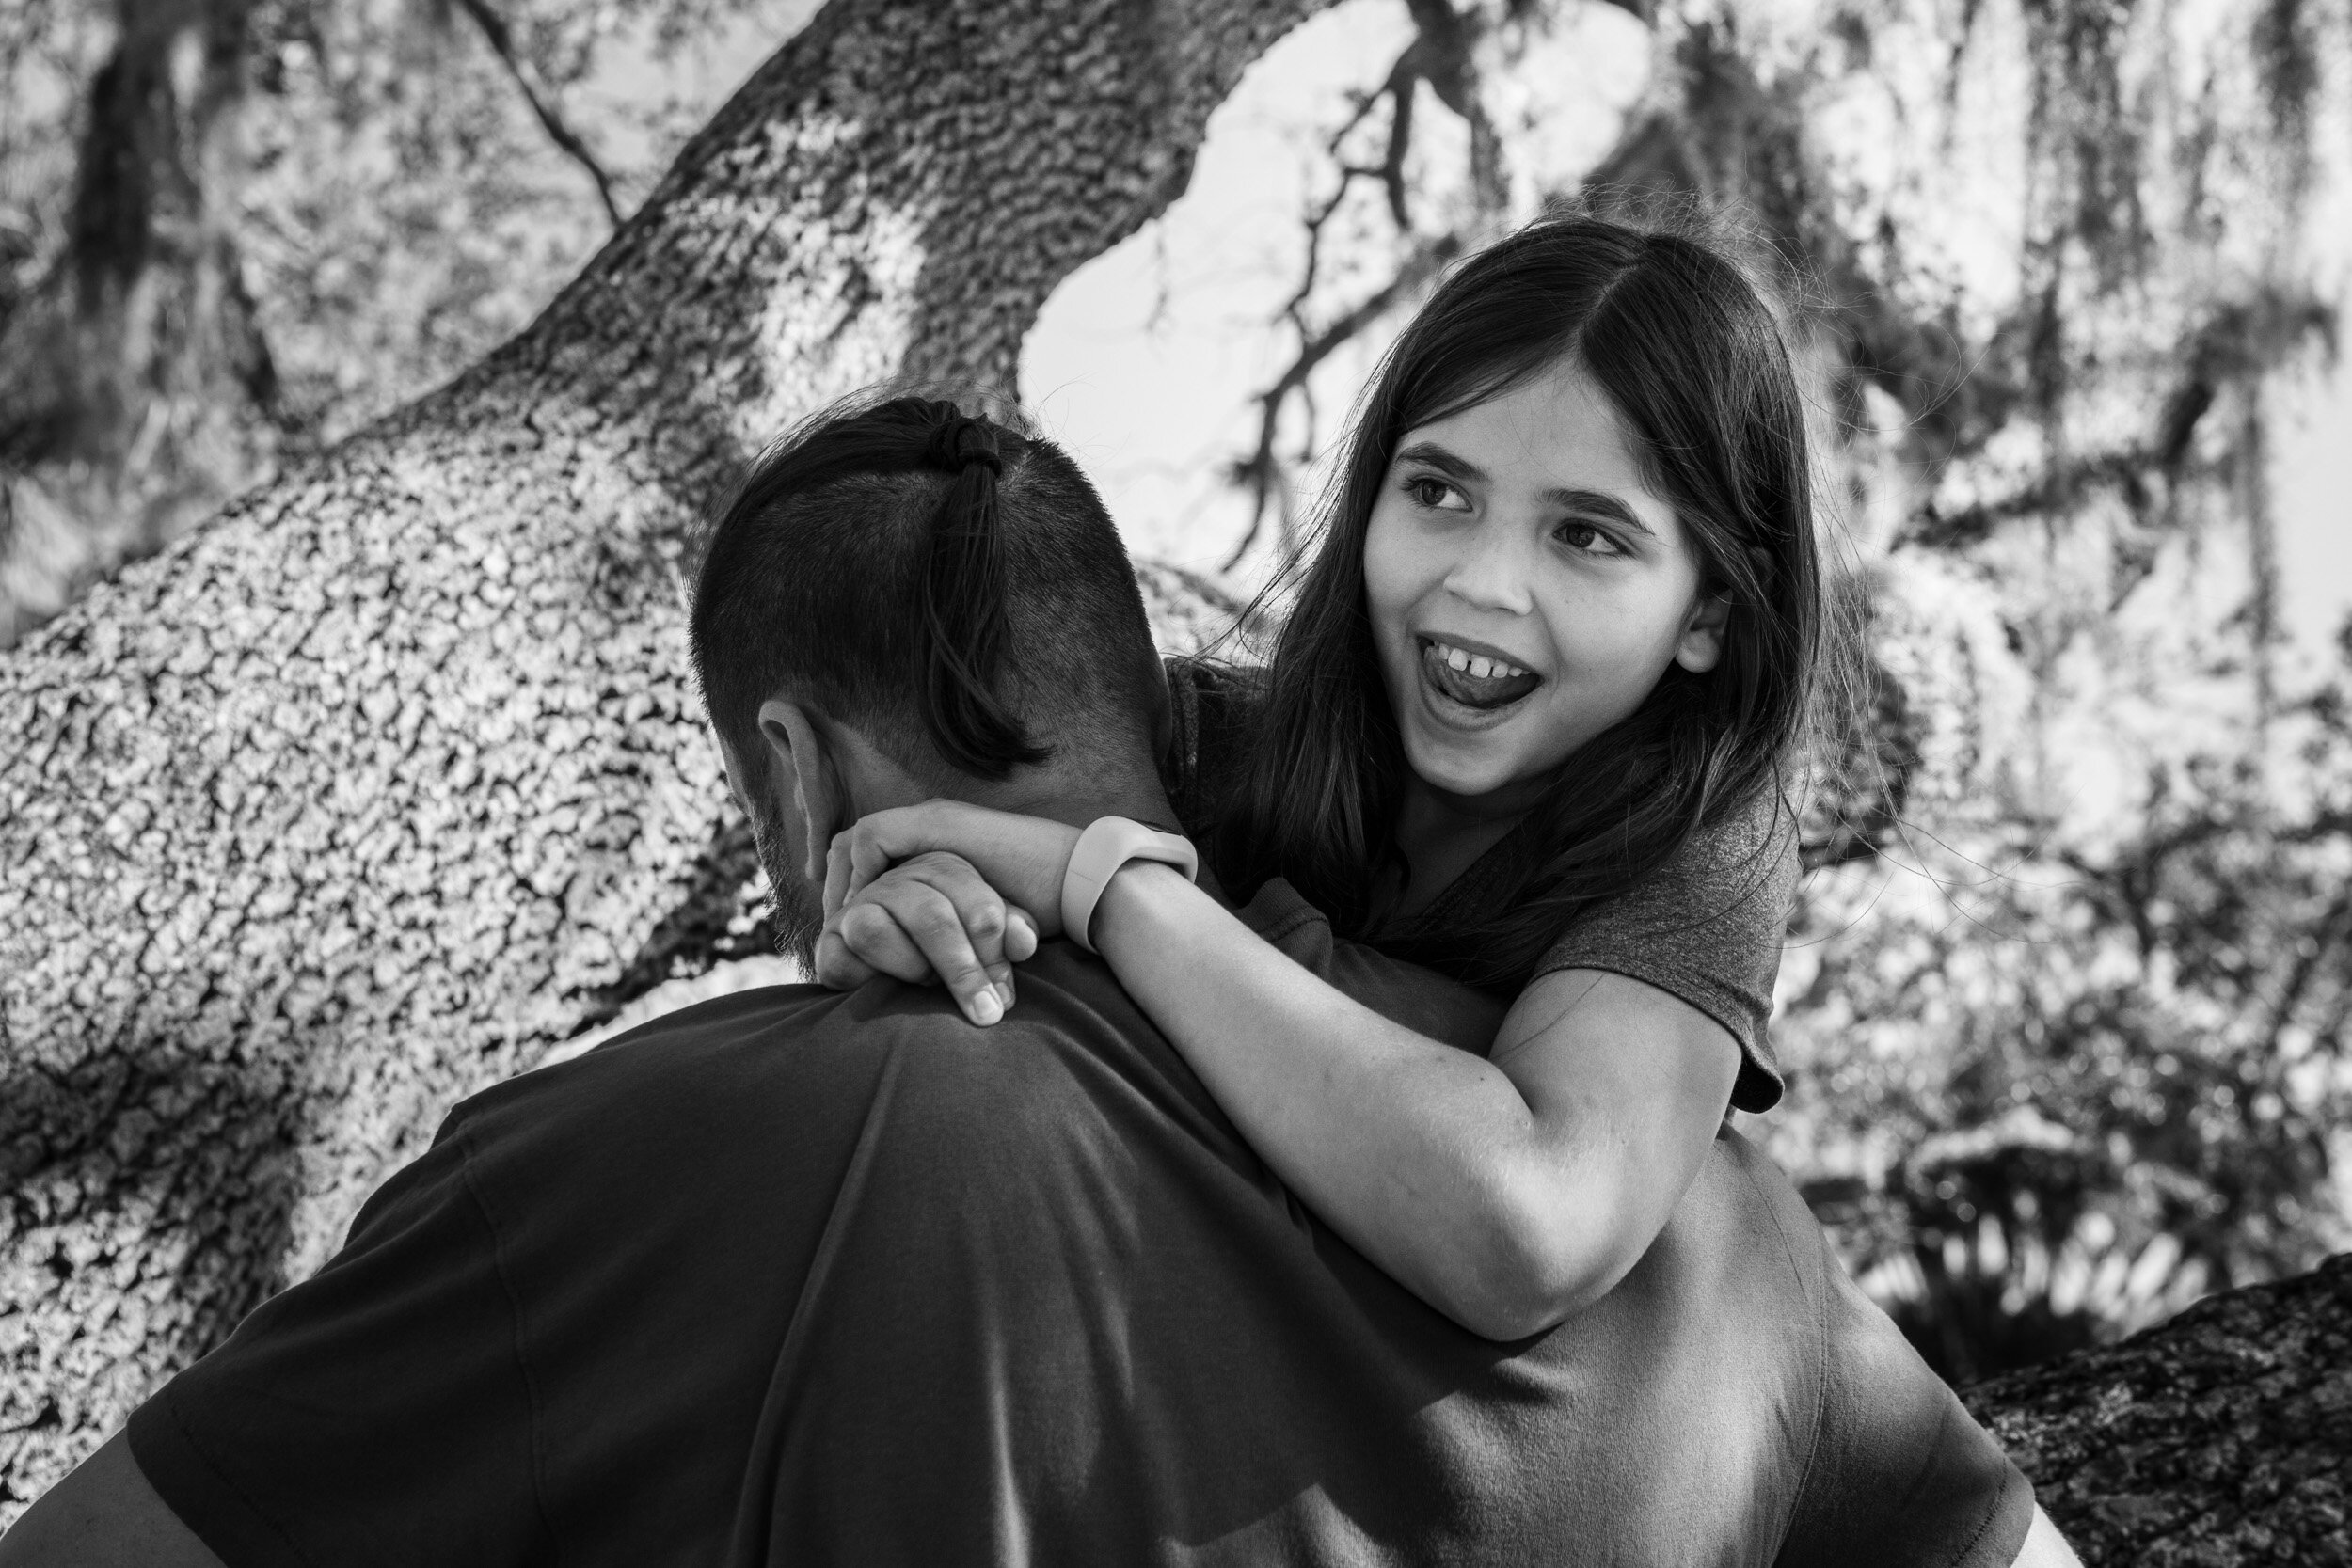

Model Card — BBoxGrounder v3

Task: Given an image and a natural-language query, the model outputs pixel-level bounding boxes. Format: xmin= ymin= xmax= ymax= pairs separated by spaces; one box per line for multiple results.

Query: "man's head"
xmin=691 ymin=393 xmax=1168 ymax=960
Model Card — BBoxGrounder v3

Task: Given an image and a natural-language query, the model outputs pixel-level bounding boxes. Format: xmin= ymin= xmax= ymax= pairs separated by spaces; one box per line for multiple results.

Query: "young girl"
xmin=822 ymin=212 xmax=1827 ymax=1341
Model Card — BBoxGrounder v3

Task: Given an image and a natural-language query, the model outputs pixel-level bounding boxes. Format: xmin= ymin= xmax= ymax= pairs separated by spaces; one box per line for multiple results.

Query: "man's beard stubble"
xmin=746 ymin=799 xmax=826 ymax=971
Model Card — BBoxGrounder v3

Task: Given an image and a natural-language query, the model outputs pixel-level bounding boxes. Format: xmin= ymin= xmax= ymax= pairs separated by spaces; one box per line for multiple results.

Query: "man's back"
xmin=124 ymin=883 xmax=2026 ymax=1566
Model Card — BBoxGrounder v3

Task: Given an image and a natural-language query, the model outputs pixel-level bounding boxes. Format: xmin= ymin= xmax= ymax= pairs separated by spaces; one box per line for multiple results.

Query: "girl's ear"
xmin=1674 ymin=592 xmax=1731 ymax=673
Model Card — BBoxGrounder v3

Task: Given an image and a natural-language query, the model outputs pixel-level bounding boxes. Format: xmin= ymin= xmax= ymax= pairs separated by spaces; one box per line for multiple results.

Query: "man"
xmin=1 ymin=399 xmax=2081 ymax=1565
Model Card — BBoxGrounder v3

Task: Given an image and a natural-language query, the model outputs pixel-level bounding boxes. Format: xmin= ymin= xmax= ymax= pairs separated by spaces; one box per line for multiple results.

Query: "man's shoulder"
xmin=1635 ymin=1126 xmax=1835 ymax=1337
xmin=1702 ymin=1128 xmax=1833 ymax=1281
xmin=453 ymin=964 xmax=1155 ymax=1160
xmin=447 ymin=982 xmax=919 ymax=1151
xmin=1669 ymin=1132 xmax=2036 ymax=1566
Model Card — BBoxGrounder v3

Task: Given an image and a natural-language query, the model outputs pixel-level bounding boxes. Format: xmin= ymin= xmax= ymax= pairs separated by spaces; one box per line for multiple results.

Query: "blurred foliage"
xmin=1773 ymin=620 xmax=2352 ymax=1381
xmin=0 ymin=0 xmax=814 ymax=643
xmin=3 ymin=0 xmax=2348 ymax=1386
xmin=1209 ymin=0 xmax=2350 ymax=1383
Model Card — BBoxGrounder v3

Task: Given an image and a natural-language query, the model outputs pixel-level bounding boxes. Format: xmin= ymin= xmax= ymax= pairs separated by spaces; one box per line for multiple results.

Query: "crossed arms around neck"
xmin=825 ymin=795 xmax=1750 ymax=1343
xmin=6 ymin=883 xmax=2079 ymax=1567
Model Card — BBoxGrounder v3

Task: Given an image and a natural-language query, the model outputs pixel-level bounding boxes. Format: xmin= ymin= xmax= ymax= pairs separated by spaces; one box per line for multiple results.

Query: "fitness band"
xmin=1060 ymin=817 xmax=1200 ymax=955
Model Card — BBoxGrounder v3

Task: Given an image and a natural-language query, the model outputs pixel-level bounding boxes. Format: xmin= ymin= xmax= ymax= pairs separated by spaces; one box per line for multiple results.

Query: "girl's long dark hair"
xmin=1215 ymin=211 xmax=1831 ymax=988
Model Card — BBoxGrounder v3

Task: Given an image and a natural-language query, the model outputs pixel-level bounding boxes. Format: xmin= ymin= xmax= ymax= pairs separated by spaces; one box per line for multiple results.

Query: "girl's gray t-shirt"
xmin=1526 ymin=791 xmax=1797 ymax=1111
xmin=1165 ymin=657 xmax=1799 ymax=1111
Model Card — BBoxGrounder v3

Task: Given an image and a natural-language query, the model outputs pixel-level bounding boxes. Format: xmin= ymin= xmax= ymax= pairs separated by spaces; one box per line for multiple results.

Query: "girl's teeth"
xmin=1433 ymin=641 xmax=1527 ymax=679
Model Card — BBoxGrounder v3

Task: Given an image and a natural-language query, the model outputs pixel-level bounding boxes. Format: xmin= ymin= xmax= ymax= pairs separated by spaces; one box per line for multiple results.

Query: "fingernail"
xmin=996 ymin=979 xmax=1015 ymax=1011
xmin=971 ymin=990 xmax=1003 ymax=1025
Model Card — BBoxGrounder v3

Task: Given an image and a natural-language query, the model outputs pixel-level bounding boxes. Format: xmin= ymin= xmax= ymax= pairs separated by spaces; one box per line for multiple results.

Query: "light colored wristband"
xmin=1060 ymin=816 xmax=1199 ymax=955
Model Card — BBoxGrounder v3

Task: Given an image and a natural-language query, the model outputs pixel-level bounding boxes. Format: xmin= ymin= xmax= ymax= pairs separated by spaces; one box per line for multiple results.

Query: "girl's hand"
xmin=825 ymin=801 xmax=1081 ymax=941
xmin=815 ymin=850 xmax=1041 ymax=1025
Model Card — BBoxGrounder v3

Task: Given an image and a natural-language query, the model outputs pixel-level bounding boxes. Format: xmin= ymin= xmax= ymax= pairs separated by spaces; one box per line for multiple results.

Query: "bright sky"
xmin=1021 ymin=1 xmax=1657 ymax=594
xmin=1019 ymin=0 xmax=2352 ymax=646
xmin=607 ymin=0 xmax=2347 ymax=641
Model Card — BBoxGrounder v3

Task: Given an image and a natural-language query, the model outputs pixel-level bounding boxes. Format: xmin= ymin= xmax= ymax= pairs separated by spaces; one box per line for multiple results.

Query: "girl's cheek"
xmin=1362 ymin=504 xmax=1439 ymax=627
xmin=1360 ymin=510 xmax=1410 ymax=630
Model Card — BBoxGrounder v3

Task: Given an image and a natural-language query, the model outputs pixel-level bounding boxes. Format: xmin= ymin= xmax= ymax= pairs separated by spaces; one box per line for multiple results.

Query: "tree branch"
xmin=1219 ymin=0 xmax=1513 ymax=570
xmin=1220 ymin=235 xmax=1459 ymax=570
xmin=451 ymin=0 xmax=625 ymax=228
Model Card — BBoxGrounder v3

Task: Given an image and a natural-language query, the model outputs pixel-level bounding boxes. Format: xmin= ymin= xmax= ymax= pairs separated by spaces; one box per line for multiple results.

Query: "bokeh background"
xmin=5 ymin=0 xmax=2348 ymax=1391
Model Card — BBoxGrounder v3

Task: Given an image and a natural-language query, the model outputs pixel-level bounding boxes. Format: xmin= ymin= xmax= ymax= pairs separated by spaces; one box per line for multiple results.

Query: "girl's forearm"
xmin=1089 ymin=863 xmax=1627 ymax=1338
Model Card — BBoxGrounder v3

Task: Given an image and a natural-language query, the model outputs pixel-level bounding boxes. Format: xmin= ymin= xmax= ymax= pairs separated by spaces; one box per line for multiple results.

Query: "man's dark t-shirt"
xmin=128 ymin=883 xmax=2029 ymax=1566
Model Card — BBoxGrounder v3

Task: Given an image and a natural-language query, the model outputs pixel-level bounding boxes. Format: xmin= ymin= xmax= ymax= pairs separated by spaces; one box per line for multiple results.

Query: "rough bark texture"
xmin=3 ymin=0 xmax=2344 ymax=1545
xmin=0 ymin=0 xmax=281 ymax=648
xmin=1966 ymin=1252 xmax=2352 ymax=1566
xmin=0 ymin=0 xmax=1327 ymax=1513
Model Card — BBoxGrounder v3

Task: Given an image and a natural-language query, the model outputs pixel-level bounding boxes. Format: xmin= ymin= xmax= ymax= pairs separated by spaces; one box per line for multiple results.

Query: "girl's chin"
xmin=1400 ymin=728 xmax=1526 ymax=803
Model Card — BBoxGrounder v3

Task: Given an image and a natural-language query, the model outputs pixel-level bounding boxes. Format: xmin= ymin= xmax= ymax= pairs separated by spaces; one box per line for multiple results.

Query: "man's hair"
xmin=691 ymin=393 xmax=1162 ymax=791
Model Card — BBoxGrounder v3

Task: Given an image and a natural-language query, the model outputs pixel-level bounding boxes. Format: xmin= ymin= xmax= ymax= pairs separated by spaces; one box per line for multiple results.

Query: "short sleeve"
xmin=1534 ymin=790 xmax=1798 ymax=1111
xmin=1161 ymin=655 xmax=1269 ymax=846
xmin=1775 ymin=1261 xmax=2036 ymax=1567
xmin=127 ymin=1124 xmax=549 ymax=1566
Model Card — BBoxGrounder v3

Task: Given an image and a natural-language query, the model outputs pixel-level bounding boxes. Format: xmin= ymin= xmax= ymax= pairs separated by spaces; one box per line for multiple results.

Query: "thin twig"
xmin=452 ymin=0 xmax=625 ymax=228
xmin=1221 ymin=0 xmax=1514 ymax=571
xmin=1219 ymin=236 xmax=1459 ymax=570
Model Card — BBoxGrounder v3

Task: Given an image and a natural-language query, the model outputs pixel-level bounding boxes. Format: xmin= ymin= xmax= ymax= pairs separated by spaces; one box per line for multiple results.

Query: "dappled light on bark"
xmin=0 ymin=0 xmax=2346 ymax=1555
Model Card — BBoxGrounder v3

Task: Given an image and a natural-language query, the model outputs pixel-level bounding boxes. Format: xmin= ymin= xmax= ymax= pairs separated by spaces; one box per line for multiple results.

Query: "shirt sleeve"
xmin=1532 ymin=789 xmax=1798 ymax=1111
xmin=1160 ymin=655 xmax=1270 ymax=847
xmin=1774 ymin=1260 xmax=2036 ymax=1568
xmin=126 ymin=1122 xmax=552 ymax=1567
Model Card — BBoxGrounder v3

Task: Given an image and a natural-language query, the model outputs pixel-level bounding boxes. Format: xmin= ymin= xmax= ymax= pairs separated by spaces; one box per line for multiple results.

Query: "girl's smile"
xmin=1417 ymin=633 xmax=1543 ymax=716
xmin=1363 ymin=358 xmax=1727 ymax=810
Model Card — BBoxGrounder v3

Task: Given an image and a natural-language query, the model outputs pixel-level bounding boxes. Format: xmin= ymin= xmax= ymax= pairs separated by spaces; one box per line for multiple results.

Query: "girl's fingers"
xmin=822 ymin=832 xmax=857 ymax=925
xmin=1004 ymin=907 xmax=1039 ymax=963
xmin=878 ymin=880 xmax=1003 ymax=1025
xmin=812 ymin=928 xmax=881 ymax=990
xmin=898 ymin=851 xmax=1013 ymax=970
xmin=827 ymin=854 xmax=1039 ymax=1028
xmin=834 ymin=901 xmax=942 ymax=986
xmin=841 ymin=801 xmax=945 ymax=905
xmin=833 ymin=904 xmax=1020 ymax=1025
xmin=835 ymin=867 xmax=1013 ymax=1026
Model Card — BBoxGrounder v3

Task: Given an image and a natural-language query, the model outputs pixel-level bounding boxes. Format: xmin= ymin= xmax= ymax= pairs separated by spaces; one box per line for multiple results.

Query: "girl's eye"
xmin=1555 ymin=521 xmax=1622 ymax=556
xmin=1403 ymin=475 xmax=1470 ymax=513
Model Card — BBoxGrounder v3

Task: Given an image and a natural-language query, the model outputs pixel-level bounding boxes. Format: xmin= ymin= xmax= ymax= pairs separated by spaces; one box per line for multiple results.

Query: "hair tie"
xmin=924 ymin=416 xmax=1003 ymax=477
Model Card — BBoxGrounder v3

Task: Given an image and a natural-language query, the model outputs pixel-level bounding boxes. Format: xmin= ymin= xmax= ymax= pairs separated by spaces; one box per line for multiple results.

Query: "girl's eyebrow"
xmin=1393 ymin=440 xmax=1659 ymax=539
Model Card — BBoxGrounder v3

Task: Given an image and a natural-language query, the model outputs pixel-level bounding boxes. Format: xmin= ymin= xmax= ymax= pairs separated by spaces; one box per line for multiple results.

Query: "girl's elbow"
xmin=1448 ymin=1289 xmax=1569 ymax=1343
xmin=1449 ymin=1212 xmax=1625 ymax=1341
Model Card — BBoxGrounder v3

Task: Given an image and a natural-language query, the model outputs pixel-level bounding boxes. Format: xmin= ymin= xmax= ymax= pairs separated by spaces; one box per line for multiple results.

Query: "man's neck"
xmin=978 ymin=768 xmax=1183 ymax=839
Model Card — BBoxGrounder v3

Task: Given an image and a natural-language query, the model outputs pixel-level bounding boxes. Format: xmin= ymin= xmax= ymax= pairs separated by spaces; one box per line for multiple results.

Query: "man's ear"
xmin=757 ymin=698 xmax=845 ymax=888
xmin=1674 ymin=592 xmax=1731 ymax=674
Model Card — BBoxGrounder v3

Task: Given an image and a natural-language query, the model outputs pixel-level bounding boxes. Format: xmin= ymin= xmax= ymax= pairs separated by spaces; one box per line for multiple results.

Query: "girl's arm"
xmin=826 ymin=804 xmax=1740 ymax=1341
xmin=1087 ymin=863 xmax=1739 ymax=1339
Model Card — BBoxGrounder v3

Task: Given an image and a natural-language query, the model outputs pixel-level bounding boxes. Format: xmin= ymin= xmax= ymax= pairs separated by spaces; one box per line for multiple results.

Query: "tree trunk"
xmin=1966 ymin=1251 xmax=2352 ymax=1566
xmin=5 ymin=0 xmax=2344 ymax=1544
xmin=0 ymin=0 xmax=1328 ymax=1512
xmin=0 ymin=0 xmax=282 ymax=649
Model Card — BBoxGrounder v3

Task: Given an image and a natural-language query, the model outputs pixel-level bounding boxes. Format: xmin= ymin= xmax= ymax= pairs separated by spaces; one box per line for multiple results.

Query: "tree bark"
xmin=5 ymin=0 xmax=2345 ymax=1544
xmin=0 ymin=0 xmax=1327 ymax=1513
xmin=0 ymin=0 xmax=282 ymax=649
xmin=1966 ymin=1251 xmax=2352 ymax=1566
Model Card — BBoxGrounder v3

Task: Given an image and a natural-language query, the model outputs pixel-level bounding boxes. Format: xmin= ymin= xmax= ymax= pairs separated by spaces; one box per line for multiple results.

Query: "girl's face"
xmin=1362 ymin=357 xmax=1727 ymax=815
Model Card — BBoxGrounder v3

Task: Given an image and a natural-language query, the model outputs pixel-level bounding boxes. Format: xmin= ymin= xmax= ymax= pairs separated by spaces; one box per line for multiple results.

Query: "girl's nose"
xmin=1440 ymin=521 xmax=1536 ymax=615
